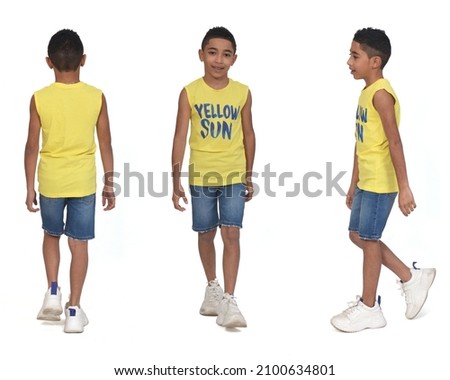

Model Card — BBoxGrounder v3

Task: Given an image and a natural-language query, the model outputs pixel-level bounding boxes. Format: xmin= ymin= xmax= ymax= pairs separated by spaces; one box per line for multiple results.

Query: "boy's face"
xmin=199 ymin=38 xmax=237 ymax=80
xmin=347 ymin=40 xmax=378 ymax=80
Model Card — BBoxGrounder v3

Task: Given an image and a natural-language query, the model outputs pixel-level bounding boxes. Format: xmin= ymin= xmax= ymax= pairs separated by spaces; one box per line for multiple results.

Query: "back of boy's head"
xmin=48 ymin=29 xmax=84 ymax=72
xmin=354 ymin=27 xmax=391 ymax=69
xmin=201 ymin=26 xmax=237 ymax=53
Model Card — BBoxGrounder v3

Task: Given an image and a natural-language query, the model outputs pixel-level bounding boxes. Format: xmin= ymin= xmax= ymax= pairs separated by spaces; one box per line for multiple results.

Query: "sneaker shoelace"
xmin=207 ymin=284 xmax=223 ymax=302
xmin=342 ymin=296 xmax=361 ymax=316
xmin=397 ymin=280 xmax=412 ymax=304
xmin=397 ymin=261 xmax=419 ymax=304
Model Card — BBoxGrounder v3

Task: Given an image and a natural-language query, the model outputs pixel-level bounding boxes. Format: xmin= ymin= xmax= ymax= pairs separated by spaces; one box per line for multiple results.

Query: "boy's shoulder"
xmin=184 ymin=77 xmax=203 ymax=90
xmin=366 ymin=78 xmax=394 ymax=92
xmin=365 ymin=78 xmax=398 ymax=101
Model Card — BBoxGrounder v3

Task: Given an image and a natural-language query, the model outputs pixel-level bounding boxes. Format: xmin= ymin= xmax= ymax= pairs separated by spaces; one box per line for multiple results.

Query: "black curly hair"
xmin=354 ymin=27 xmax=391 ymax=69
xmin=201 ymin=26 xmax=237 ymax=53
xmin=47 ymin=29 xmax=84 ymax=72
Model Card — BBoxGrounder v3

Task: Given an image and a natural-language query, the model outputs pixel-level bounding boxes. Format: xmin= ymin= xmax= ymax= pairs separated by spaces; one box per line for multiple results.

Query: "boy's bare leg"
xmin=350 ymin=232 xmax=412 ymax=287
xmin=379 ymin=241 xmax=411 ymax=282
xmin=67 ymin=238 xmax=88 ymax=307
xmin=221 ymin=227 xmax=240 ymax=295
xmin=43 ymin=232 xmax=60 ymax=287
xmin=360 ymin=240 xmax=382 ymax=307
xmin=198 ymin=229 xmax=217 ymax=283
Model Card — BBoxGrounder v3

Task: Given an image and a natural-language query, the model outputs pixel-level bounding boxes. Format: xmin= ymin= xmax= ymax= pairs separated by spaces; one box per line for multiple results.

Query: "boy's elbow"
xmin=389 ymin=138 xmax=403 ymax=149
xmin=99 ymin=140 xmax=113 ymax=153
xmin=24 ymin=142 xmax=38 ymax=156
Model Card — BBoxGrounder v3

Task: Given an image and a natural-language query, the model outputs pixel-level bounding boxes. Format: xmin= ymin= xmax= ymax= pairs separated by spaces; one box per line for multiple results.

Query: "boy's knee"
xmin=221 ymin=226 xmax=240 ymax=242
xmin=349 ymin=231 xmax=362 ymax=247
xmin=68 ymin=237 xmax=88 ymax=249
xmin=198 ymin=228 xmax=216 ymax=242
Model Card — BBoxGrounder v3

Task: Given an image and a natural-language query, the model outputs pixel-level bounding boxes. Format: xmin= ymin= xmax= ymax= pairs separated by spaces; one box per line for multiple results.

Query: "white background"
xmin=1 ymin=0 xmax=448 ymax=379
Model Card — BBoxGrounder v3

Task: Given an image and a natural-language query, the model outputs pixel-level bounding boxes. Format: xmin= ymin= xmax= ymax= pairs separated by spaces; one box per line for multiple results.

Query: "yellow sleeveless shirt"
xmin=34 ymin=82 xmax=102 ymax=197
xmin=185 ymin=78 xmax=249 ymax=186
xmin=355 ymin=78 xmax=400 ymax=193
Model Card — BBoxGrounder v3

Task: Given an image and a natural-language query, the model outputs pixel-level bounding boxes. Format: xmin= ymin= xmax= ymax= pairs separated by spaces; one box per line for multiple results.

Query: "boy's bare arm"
xmin=97 ymin=94 xmax=115 ymax=211
xmin=24 ymin=95 xmax=41 ymax=212
xmin=374 ymin=89 xmax=416 ymax=216
xmin=346 ymin=144 xmax=359 ymax=209
xmin=241 ymin=90 xmax=256 ymax=201
xmin=171 ymin=89 xmax=190 ymax=211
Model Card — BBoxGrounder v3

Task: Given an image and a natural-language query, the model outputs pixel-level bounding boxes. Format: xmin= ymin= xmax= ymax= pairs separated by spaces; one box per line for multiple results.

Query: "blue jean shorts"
xmin=348 ymin=187 xmax=397 ymax=240
xmin=39 ymin=193 xmax=96 ymax=240
xmin=190 ymin=184 xmax=246 ymax=233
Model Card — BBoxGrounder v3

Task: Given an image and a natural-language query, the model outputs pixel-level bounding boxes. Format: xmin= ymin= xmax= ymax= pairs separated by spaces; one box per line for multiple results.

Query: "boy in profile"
xmin=331 ymin=27 xmax=436 ymax=333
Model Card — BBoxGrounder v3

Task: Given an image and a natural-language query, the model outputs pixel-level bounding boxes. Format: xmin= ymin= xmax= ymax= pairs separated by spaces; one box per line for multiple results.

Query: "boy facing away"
xmin=24 ymin=29 xmax=115 ymax=333
xmin=330 ymin=28 xmax=436 ymax=333
xmin=171 ymin=27 xmax=255 ymax=328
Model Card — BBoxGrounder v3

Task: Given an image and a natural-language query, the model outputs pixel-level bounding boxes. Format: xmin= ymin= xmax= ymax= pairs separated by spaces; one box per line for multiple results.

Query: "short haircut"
xmin=353 ymin=27 xmax=391 ymax=69
xmin=47 ymin=29 xmax=84 ymax=72
xmin=201 ymin=26 xmax=237 ymax=53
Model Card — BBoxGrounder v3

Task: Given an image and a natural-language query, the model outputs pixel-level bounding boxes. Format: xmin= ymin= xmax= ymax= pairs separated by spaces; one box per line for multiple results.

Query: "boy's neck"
xmin=202 ymin=74 xmax=229 ymax=90
xmin=364 ymin=71 xmax=384 ymax=88
xmin=53 ymin=68 xmax=81 ymax=84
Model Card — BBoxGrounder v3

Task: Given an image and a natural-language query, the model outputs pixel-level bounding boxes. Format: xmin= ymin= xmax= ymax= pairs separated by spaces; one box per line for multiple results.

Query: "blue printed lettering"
xmin=200 ymin=119 xmax=232 ymax=140
xmin=204 ymin=103 xmax=212 ymax=118
xmin=221 ymin=121 xmax=232 ymax=140
xmin=356 ymin=105 xmax=368 ymax=123
xmin=194 ymin=104 xmax=203 ymax=118
xmin=230 ymin=105 xmax=240 ymax=120
xmin=195 ymin=102 xmax=238 ymax=140
xmin=200 ymin=119 xmax=210 ymax=139
xmin=356 ymin=122 xmax=364 ymax=142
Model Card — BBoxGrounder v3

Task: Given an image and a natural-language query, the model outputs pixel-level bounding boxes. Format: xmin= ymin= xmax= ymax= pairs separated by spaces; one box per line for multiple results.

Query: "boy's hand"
xmin=398 ymin=187 xmax=416 ymax=216
xmin=102 ymin=186 xmax=116 ymax=211
xmin=346 ymin=185 xmax=356 ymax=209
xmin=25 ymin=190 xmax=39 ymax=212
xmin=245 ymin=181 xmax=254 ymax=202
xmin=173 ymin=185 xmax=188 ymax=211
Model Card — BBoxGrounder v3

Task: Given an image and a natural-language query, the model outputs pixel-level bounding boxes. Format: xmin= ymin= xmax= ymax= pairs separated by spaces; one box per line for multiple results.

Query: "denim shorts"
xmin=348 ymin=187 xmax=397 ymax=240
xmin=190 ymin=184 xmax=246 ymax=233
xmin=39 ymin=193 xmax=96 ymax=240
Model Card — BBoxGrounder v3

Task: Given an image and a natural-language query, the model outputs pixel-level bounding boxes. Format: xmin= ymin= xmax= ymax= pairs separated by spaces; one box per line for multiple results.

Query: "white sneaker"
xmin=331 ymin=296 xmax=387 ymax=333
xmin=199 ymin=279 xmax=224 ymax=316
xmin=37 ymin=284 xmax=63 ymax=321
xmin=400 ymin=263 xmax=436 ymax=319
xmin=216 ymin=293 xmax=247 ymax=328
xmin=64 ymin=306 xmax=89 ymax=333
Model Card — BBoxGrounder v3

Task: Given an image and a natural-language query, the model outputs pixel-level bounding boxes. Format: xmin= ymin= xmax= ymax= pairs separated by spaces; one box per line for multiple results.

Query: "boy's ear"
xmin=80 ymin=54 xmax=86 ymax=67
xmin=198 ymin=49 xmax=204 ymax=62
xmin=46 ymin=57 xmax=54 ymax=69
xmin=372 ymin=55 xmax=382 ymax=70
xmin=231 ymin=54 xmax=238 ymax=65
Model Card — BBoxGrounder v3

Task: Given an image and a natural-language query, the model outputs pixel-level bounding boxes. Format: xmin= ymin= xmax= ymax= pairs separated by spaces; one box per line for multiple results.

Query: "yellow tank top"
xmin=355 ymin=78 xmax=400 ymax=193
xmin=185 ymin=78 xmax=249 ymax=186
xmin=34 ymin=82 xmax=102 ymax=197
